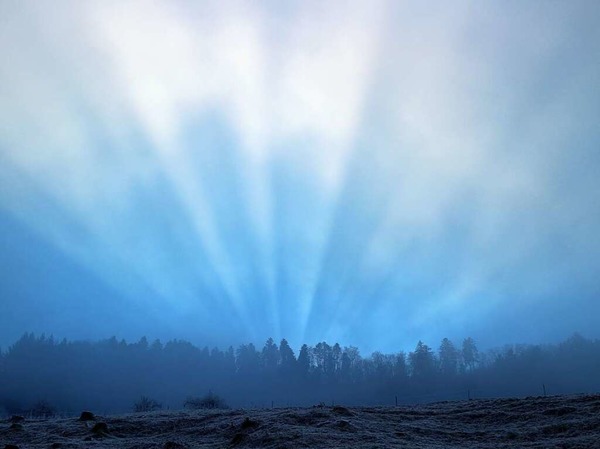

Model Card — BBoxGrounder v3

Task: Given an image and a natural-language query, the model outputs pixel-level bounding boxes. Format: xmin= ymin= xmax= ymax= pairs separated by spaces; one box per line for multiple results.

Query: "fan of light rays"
xmin=1 ymin=0 xmax=598 ymax=351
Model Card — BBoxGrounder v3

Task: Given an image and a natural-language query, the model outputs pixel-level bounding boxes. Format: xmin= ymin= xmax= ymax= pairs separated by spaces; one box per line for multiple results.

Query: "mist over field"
xmin=1 ymin=332 xmax=600 ymax=415
xmin=1 ymin=4 xmax=600 ymax=443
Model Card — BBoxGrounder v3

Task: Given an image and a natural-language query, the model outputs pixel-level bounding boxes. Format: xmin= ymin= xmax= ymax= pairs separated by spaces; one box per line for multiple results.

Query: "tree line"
xmin=0 ymin=332 xmax=598 ymax=415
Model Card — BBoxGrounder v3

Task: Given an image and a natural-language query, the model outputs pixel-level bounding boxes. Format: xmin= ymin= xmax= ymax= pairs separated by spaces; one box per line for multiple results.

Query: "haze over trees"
xmin=0 ymin=333 xmax=598 ymax=415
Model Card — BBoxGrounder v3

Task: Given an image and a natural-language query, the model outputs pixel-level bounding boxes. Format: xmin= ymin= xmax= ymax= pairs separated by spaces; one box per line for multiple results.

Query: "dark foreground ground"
xmin=2 ymin=394 xmax=600 ymax=448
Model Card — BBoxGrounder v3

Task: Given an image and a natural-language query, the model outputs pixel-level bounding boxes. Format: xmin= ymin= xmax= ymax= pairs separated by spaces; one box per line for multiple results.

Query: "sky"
xmin=1 ymin=0 xmax=599 ymax=354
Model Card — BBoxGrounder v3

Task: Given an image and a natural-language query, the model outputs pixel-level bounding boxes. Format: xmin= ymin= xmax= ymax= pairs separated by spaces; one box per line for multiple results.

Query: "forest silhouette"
xmin=1 ymin=333 xmax=598 ymax=415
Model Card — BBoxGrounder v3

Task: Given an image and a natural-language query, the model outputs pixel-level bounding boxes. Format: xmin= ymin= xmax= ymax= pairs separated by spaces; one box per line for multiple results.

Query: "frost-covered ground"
xmin=2 ymin=394 xmax=600 ymax=448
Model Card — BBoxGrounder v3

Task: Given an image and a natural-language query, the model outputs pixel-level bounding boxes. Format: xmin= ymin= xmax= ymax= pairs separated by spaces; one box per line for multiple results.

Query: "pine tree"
xmin=409 ymin=341 xmax=436 ymax=381
xmin=297 ymin=344 xmax=311 ymax=378
xmin=462 ymin=337 xmax=479 ymax=372
xmin=279 ymin=339 xmax=296 ymax=375
xmin=439 ymin=338 xmax=458 ymax=377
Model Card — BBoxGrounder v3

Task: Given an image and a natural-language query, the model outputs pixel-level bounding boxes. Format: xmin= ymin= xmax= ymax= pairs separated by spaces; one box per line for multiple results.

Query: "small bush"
xmin=91 ymin=422 xmax=109 ymax=435
xmin=332 ymin=406 xmax=354 ymax=416
xmin=79 ymin=411 xmax=95 ymax=421
xmin=133 ymin=396 xmax=162 ymax=413
xmin=241 ymin=417 xmax=259 ymax=429
xmin=184 ymin=392 xmax=228 ymax=410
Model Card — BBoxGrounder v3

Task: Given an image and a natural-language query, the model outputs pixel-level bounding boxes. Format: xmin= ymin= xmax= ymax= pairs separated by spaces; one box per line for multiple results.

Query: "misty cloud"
xmin=0 ymin=0 xmax=599 ymax=352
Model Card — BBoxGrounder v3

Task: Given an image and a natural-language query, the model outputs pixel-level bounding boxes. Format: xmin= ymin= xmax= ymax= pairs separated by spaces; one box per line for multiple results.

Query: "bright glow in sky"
xmin=1 ymin=1 xmax=599 ymax=352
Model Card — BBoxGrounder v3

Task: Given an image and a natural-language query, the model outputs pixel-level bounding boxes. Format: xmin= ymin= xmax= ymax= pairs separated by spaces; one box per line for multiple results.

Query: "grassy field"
xmin=2 ymin=394 xmax=600 ymax=448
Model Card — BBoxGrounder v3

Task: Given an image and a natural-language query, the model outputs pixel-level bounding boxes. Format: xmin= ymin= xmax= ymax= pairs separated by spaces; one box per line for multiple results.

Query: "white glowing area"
xmin=0 ymin=1 xmax=599 ymax=351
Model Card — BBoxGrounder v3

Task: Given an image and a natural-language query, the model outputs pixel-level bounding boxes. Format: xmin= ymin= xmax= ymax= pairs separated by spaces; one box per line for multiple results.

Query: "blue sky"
xmin=1 ymin=1 xmax=599 ymax=353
